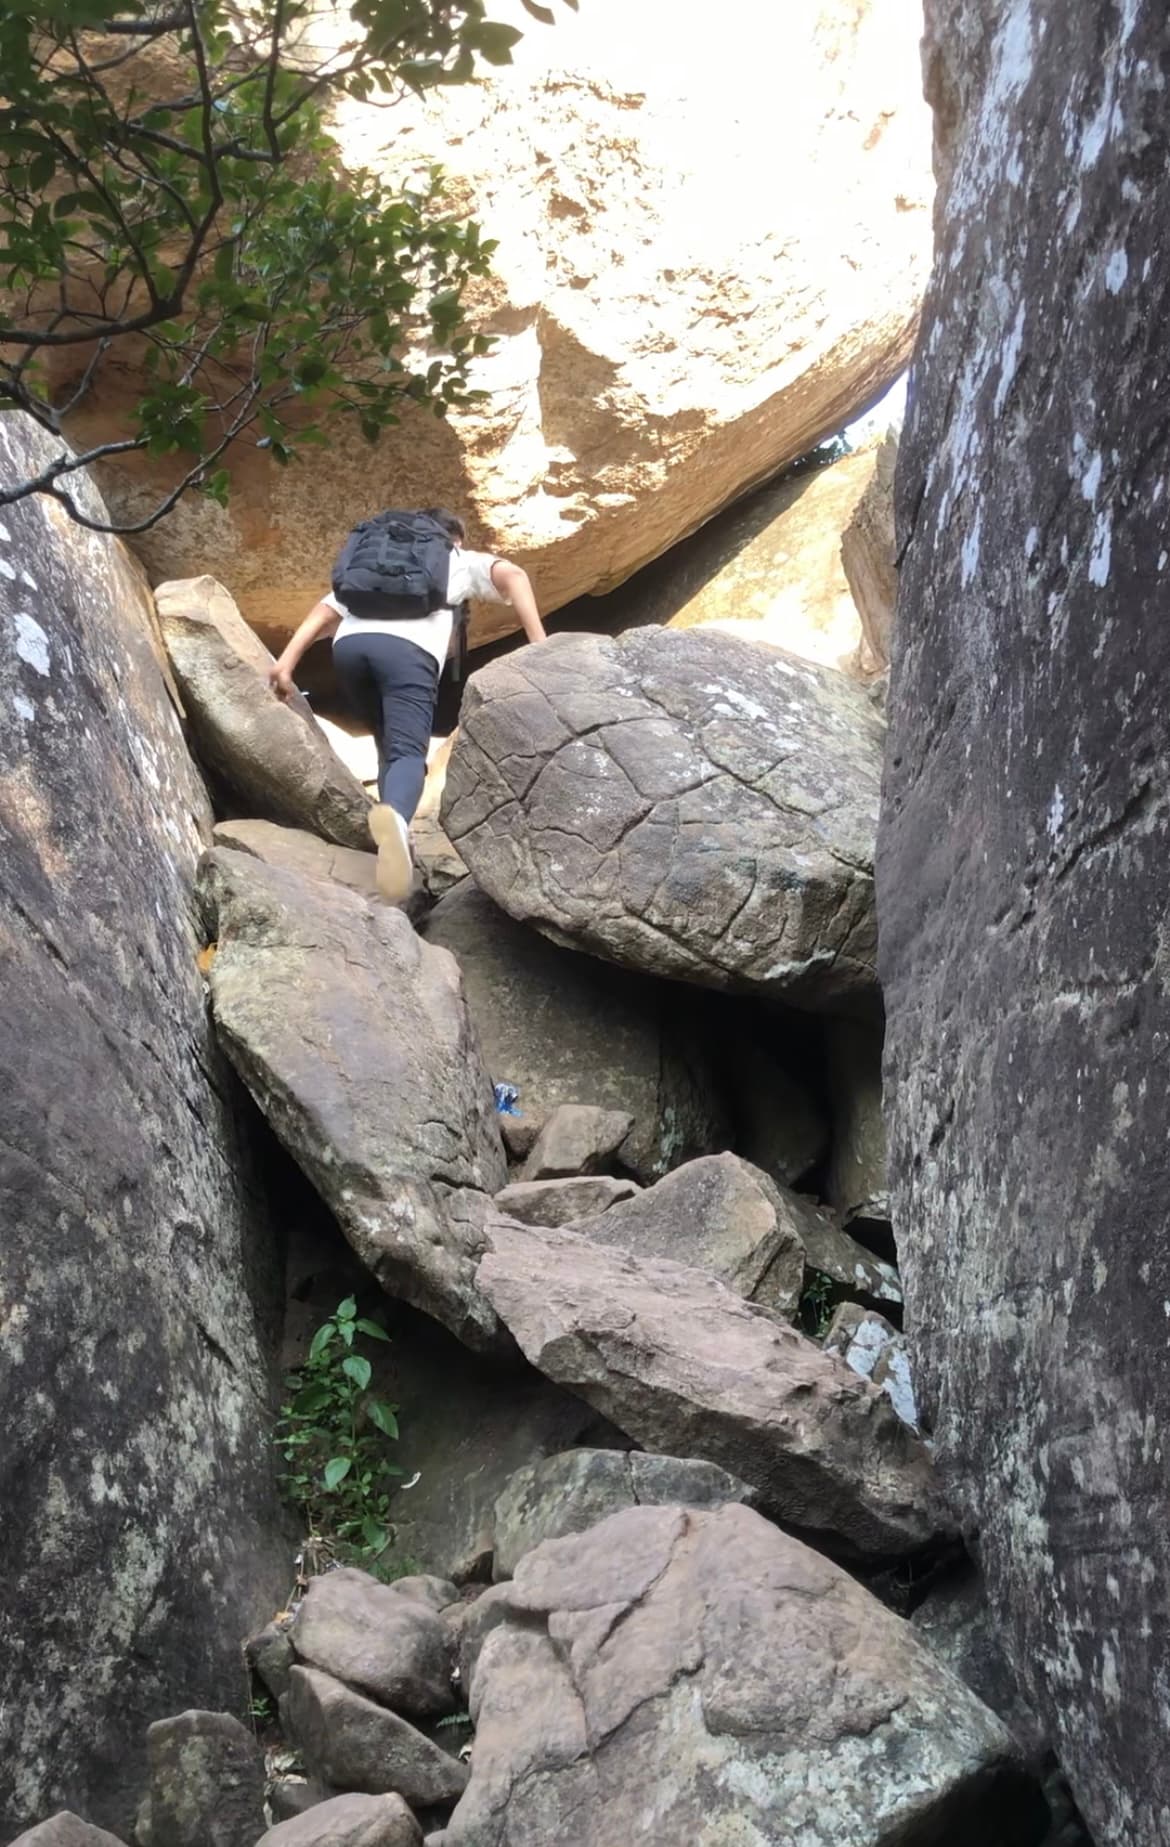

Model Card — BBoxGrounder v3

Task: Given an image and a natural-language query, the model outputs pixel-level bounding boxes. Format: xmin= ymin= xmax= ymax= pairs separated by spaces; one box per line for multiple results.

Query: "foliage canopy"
xmin=0 ymin=0 xmax=571 ymax=528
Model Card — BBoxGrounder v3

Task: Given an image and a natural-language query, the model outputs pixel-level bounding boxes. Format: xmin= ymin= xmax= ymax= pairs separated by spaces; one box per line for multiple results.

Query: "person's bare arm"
xmin=268 ymin=599 xmax=341 ymax=698
xmin=490 ymin=560 xmax=546 ymax=643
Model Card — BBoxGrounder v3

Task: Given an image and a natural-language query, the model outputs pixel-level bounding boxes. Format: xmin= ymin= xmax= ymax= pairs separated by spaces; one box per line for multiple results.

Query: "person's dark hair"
xmin=423 ymin=506 xmax=466 ymax=543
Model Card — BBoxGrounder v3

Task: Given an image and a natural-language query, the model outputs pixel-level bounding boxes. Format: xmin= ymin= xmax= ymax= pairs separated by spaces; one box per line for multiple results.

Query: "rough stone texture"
xmin=518 ymin=1104 xmax=633 ymax=1181
xmin=213 ymin=819 xmax=379 ymax=899
xmin=0 ymin=416 xmax=286 ymax=1840
xmin=824 ymin=1013 xmax=890 ymax=1220
xmin=492 ymin=1175 xmax=639 ymax=1227
xmin=599 ymin=449 xmax=879 ymax=673
xmin=443 ymin=627 xmax=884 ymax=1002
xmin=257 ymin=1795 xmax=423 ymax=1847
xmin=284 ymin=1669 xmax=468 ymax=1807
xmin=246 ymin=1622 xmax=296 ymax=1703
xmin=143 ymin=1711 xmax=266 ymax=1847
xmin=841 ymin=427 xmax=899 ymax=674
xmin=422 ymin=879 xmax=726 ymax=1181
xmin=911 ymin=1566 xmax=1049 ymax=1765
xmin=198 ymin=848 xmax=508 ymax=1351
xmin=823 ymin=1303 xmax=917 ymax=1430
xmin=447 ymin=1504 xmax=1047 ymax=1847
xmin=8 ymin=1819 xmax=125 ymax=1847
xmin=476 ymin=1216 xmax=948 ymax=1559
xmin=571 ymin=1152 xmax=805 ymax=1316
xmin=290 ymin=1569 xmax=456 ymax=1718
xmin=876 ymin=5 xmax=1170 ymax=1841
xmin=155 ymin=577 xmax=372 ymax=848
xmin=575 ymin=1153 xmax=900 ymax=1319
xmin=491 ymin=1449 xmax=753 ymax=1580
xmin=96 ymin=0 xmax=931 ymax=642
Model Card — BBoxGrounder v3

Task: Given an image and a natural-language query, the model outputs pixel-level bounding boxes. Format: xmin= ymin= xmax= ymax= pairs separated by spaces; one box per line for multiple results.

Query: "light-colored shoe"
xmin=368 ymin=803 xmax=413 ymax=903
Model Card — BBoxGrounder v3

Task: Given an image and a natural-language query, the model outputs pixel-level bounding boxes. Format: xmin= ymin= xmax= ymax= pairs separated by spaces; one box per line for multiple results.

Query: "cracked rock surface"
xmin=445 ymin=1503 xmax=1047 ymax=1847
xmin=443 ymin=628 xmax=884 ymax=1003
xmin=198 ymin=848 xmax=508 ymax=1352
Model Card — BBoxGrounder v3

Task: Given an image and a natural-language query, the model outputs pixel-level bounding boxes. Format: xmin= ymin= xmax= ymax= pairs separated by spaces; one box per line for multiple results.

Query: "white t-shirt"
xmin=327 ymin=547 xmax=511 ymax=671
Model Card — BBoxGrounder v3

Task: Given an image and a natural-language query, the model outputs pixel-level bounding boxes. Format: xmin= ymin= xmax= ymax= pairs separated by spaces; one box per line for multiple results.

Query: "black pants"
xmin=331 ymin=631 xmax=439 ymax=820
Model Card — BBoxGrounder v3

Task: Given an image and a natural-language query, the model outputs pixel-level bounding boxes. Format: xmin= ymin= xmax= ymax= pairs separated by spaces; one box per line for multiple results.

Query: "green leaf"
xmin=360 ymin=1516 xmax=389 ymax=1552
xmin=342 ymin=1354 xmax=372 ymax=1391
xmin=324 ymin=1456 xmax=352 ymax=1490
xmin=337 ymin=1296 xmax=357 ymax=1320
xmin=354 ymin=1318 xmax=390 ymax=1341
xmin=366 ymin=1399 xmax=399 ymax=1438
xmin=308 ymin=1323 xmax=334 ymax=1362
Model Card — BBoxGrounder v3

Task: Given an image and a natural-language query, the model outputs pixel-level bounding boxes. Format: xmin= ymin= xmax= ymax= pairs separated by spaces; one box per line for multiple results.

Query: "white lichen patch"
xmin=13 ymin=610 xmax=51 ymax=675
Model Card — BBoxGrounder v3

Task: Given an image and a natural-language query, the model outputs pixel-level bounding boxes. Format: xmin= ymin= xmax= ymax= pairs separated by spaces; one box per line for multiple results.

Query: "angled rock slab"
xmin=573 ymin=1152 xmax=899 ymax=1320
xmin=9 ymin=1820 xmax=125 ymax=1847
xmin=290 ymin=1568 xmax=456 ymax=1718
xmin=492 ymin=1176 xmax=640 ymax=1228
xmin=519 ymin=1104 xmax=633 ymax=1181
xmin=156 ymin=576 xmax=372 ymax=848
xmin=213 ymin=819 xmax=380 ymax=901
xmin=442 ymin=628 xmax=884 ymax=1003
xmin=423 ymin=879 xmax=726 ymax=1182
xmin=198 ymin=849 xmax=508 ymax=1351
xmin=142 ymin=1710 xmax=265 ymax=1847
xmin=450 ymin=1504 xmax=1047 ymax=1847
xmin=491 ymin=1448 xmax=753 ymax=1580
xmin=257 ymin=1792 xmax=423 ymax=1847
xmin=284 ymin=1668 xmax=468 ymax=1807
xmin=476 ymin=1218 xmax=949 ymax=1559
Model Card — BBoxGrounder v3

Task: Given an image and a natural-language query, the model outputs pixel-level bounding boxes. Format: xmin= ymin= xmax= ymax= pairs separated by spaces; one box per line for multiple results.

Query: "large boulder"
xmin=422 ymin=880 xmax=726 ymax=1181
xmin=257 ymin=1795 xmax=423 ymax=1847
xmin=0 ymin=417 xmax=287 ymax=1839
xmin=213 ymin=819 xmax=379 ymax=900
xmin=156 ymin=576 xmax=372 ymax=847
xmin=289 ymin=1569 xmax=456 ymax=1718
xmin=476 ymin=1217 xmax=948 ymax=1559
xmin=198 ymin=848 xmax=508 ymax=1350
xmin=9 ymin=1821 xmax=125 ymax=1847
xmin=95 ymin=0 xmax=931 ymax=642
xmin=573 ymin=1152 xmax=901 ymax=1319
xmin=877 ymin=4 xmax=1170 ymax=1840
xmin=443 ymin=628 xmax=884 ymax=1004
xmin=447 ymin=1504 xmax=1047 ymax=1847
xmin=140 ymin=1711 xmax=266 ymax=1847
xmin=284 ymin=1669 xmax=468 ymax=1807
xmin=594 ymin=448 xmax=881 ymax=673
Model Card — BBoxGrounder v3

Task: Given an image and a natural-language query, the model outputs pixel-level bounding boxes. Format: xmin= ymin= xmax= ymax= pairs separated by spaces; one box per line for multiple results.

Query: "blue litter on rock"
xmin=494 ymin=1083 xmax=521 ymax=1117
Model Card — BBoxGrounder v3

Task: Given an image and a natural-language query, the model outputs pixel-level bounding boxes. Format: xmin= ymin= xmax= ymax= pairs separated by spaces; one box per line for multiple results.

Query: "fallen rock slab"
xmin=493 ymin=1176 xmax=639 ymax=1228
xmin=492 ymin=1448 xmax=753 ymax=1580
xmin=519 ymin=1104 xmax=633 ymax=1181
xmin=257 ymin=1792 xmax=423 ymax=1847
xmin=285 ymin=1668 xmax=468 ymax=1807
xmin=423 ymin=880 xmax=727 ymax=1180
xmin=156 ymin=577 xmax=371 ymax=848
xmin=443 ymin=628 xmax=884 ymax=1003
xmin=476 ymin=1218 xmax=949 ymax=1559
xmin=291 ymin=1569 xmax=455 ymax=1718
xmin=448 ymin=1504 xmax=1047 ymax=1847
xmin=213 ymin=820 xmax=379 ymax=901
xmin=198 ymin=849 xmax=508 ymax=1351
xmin=142 ymin=1711 xmax=265 ymax=1847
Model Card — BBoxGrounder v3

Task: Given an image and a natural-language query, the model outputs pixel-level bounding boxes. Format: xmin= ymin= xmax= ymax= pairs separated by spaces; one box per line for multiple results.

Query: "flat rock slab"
xmin=493 ymin=1176 xmax=640 ymax=1228
xmin=198 ymin=849 xmax=508 ymax=1351
xmin=519 ymin=1104 xmax=634 ymax=1181
xmin=447 ymin=1504 xmax=1046 ymax=1847
xmin=290 ymin=1568 xmax=456 ymax=1718
xmin=257 ymin=1792 xmax=423 ymax=1846
xmin=442 ymin=628 xmax=884 ymax=1003
xmin=285 ymin=1668 xmax=468 ymax=1807
xmin=156 ymin=576 xmax=371 ymax=848
xmin=423 ymin=879 xmax=727 ymax=1182
xmin=213 ymin=820 xmax=379 ymax=900
xmin=143 ymin=1711 xmax=265 ymax=1847
xmin=491 ymin=1447 xmax=753 ymax=1579
xmin=476 ymin=1217 xmax=949 ymax=1559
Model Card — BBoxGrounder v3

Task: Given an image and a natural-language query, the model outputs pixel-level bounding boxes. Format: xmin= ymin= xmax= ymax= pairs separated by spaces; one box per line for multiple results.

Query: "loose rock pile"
xmin=8 ymin=557 xmax=1062 ymax=1845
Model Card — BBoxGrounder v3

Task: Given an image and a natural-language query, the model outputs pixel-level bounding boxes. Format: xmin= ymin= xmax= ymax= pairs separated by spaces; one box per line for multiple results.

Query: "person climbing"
xmin=267 ymin=507 xmax=546 ymax=901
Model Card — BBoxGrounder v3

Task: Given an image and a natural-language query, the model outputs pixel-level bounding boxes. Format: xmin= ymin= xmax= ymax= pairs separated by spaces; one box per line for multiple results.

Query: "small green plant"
xmin=277 ymin=1297 xmax=401 ymax=1563
xmin=249 ymin=1692 xmax=275 ymax=1726
xmin=798 ymin=1271 xmax=836 ymax=1342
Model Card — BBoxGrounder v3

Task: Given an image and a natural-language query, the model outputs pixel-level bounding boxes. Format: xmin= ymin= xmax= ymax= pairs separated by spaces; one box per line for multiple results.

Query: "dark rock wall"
xmin=0 ymin=419 xmax=288 ymax=1840
xmin=878 ymin=5 xmax=1170 ymax=1842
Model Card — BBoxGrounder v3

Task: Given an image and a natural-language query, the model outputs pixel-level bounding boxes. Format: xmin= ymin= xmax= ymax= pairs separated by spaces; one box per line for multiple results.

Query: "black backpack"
xmin=332 ymin=510 xmax=453 ymax=619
